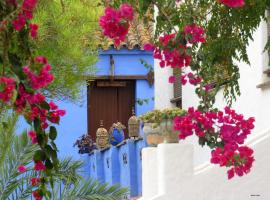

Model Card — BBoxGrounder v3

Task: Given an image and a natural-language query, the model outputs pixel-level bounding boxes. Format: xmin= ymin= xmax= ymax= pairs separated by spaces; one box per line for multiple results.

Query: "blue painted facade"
xmin=96 ymin=47 xmax=154 ymax=116
xmin=16 ymin=47 xmax=154 ymax=197
xmin=17 ymin=47 xmax=154 ymax=160
xmin=88 ymin=139 xmax=147 ymax=198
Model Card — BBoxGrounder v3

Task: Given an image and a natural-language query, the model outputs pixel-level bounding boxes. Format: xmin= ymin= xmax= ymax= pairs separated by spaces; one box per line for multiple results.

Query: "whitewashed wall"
xmin=139 ymin=129 xmax=270 ymax=200
xmin=154 ymin=59 xmax=174 ymax=109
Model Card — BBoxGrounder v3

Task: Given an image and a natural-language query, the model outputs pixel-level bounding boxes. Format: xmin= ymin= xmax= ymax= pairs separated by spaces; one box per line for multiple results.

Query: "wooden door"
xmin=88 ymin=80 xmax=135 ymax=140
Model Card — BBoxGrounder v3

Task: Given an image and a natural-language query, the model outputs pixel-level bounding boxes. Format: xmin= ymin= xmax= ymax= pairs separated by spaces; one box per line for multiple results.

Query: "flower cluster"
xmin=32 ymin=191 xmax=42 ymax=200
xmin=211 ymin=144 xmax=254 ymax=179
xmin=153 ymin=33 xmax=192 ymax=69
xmin=181 ymin=72 xmax=202 ymax=85
xmin=29 ymin=23 xmax=39 ymax=39
xmin=12 ymin=0 xmax=38 ymax=31
xmin=99 ymin=3 xmax=134 ymax=46
xmin=28 ymin=130 xmax=37 ymax=144
xmin=34 ymin=161 xmax=46 ymax=171
xmin=145 ymin=24 xmax=205 ymax=86
xmin=220 ymin=0 xmax=245 ymax=8
xmin=184 ymin=24 xmax=206 ymax=44
xmin=23 ymin=59 xmax=54 ymax=90
xmin=31 ymin=177 xmax=40 ymax=186
xmin=15 ymin=57 xmax=65 ymax=200
xmin=174 ymin=106 xmax=255 ymax=179
xmin=0 ymin=77 xmax=16 ymax=102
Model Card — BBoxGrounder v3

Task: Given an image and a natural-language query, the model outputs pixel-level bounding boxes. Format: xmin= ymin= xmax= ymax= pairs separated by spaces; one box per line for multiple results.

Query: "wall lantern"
xmin=96 ymin=120 xmax=109 ymax=149
xmin=128 ymin=109 xmax=140 ymax=138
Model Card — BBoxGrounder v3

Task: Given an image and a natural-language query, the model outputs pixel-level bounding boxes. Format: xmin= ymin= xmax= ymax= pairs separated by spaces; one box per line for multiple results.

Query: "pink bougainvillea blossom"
xmin=34 ymin=161 xmax=46 ymax=171
xmin=29 ymin=23 xmax=38 ymax=39
xmin=174 ymin=106 xmax=255 ymax=179
xmin=12 ymin=0 xmax=38 ymax=31
xmin=143 ymin=43 xmax=155 ymax=51
xmin=119 ymin=3 xmax=134 ymax=21
xmin=0 ymin=77 xmax=16 ymax=102
xmin=31 ymin=177 xmax=40 ymax=186
xmin=23 ymin=63 xmax=54 ymax=90
xmin=18 ymin=165 xmax=26 ymax=173
xmin=99 ymin=4 xmax=134 ymax=46
xmin=32 ymin=191 xmax=42 ymax=200
xmin=49 ymin=101 xmax=58 ymax=110
xmin=184 ymin=24 xmax=206 ymax=44
xmin=220 ymin=0 xmax=245 ymax=8
xmin=28 ymin=130 xmax=38 ymax=144
xmin=169 ymin=76 xmax=176 ymax=83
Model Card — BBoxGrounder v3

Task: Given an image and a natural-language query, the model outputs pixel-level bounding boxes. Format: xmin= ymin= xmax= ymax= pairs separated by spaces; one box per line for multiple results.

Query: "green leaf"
xmin=49 ymin=126 xmax=57 ymax=140
xmin=33 ymin=150 xmax=46 ymax=162
xmin=40 ymin=101 xmax=50 ymax=110
xmin=45 ymin=159 xmax=53 ymax=170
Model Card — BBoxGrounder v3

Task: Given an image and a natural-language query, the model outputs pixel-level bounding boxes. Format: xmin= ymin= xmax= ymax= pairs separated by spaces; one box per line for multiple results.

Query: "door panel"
xmin=88 ymin=80 xmax=135 ymax=140
xmin=117 ymin=81 xmax=135 ymax=137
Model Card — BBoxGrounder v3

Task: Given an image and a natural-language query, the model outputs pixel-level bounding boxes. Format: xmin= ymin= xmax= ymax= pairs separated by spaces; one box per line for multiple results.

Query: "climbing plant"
xmin=98 ymin=0 xmax=270 ymax=180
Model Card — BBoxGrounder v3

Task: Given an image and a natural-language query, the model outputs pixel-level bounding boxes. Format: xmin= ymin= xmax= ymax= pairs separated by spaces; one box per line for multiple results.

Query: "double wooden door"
xmin=87 ymin=80 xmax=135 ymax=140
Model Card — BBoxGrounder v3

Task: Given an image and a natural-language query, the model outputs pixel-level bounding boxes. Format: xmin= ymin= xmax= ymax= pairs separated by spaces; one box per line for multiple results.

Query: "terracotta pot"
xmin=143 ymin=123 xmax=163 ymax=147
xmin=160 ymin=119 xmax=179 ymax=143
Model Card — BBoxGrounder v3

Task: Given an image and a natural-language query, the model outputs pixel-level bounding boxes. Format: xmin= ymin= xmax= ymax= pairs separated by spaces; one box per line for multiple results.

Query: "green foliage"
xmin=32 ymin=0 xmax=103 ymax=101
xmin=110 ymin=0 xmax=270 ymax=109
xmin=0 ymin=114 xmax=128 ymax=200
xmin=139 ymin=108 xmax=186 ymax=124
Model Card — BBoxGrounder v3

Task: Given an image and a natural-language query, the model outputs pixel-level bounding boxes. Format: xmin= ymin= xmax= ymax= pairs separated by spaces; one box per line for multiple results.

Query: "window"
xmin=170 ymin=69 xmax=182 ymax=108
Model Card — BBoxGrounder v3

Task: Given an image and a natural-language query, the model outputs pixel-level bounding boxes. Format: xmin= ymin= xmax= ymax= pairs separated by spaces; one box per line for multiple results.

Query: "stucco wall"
xmin=154 ymin=59 xmax=174 ymax=109
xmin=139 ymin=129 xmax=270 ymax=200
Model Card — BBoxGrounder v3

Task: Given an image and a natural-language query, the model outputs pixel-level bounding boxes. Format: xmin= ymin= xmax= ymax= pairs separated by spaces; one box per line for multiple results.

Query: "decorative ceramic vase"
xmin=110 ymin=128 xmax=125 ymax=145
xmin=159 ymin=119 xmax=179 ymax=143
xmin=143 ymin=123 xmax=163 ymax=147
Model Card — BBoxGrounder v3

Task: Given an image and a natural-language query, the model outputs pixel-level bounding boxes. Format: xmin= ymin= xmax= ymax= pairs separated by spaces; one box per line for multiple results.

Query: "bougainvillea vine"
xmin=1 ymin=0 xmax=66 ymax=199
xmin=99 ymin=0 xmax=257 ymax=180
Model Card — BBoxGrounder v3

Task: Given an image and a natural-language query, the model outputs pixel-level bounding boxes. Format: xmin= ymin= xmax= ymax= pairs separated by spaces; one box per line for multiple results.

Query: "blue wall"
xmin=17 ymin=47 xmax=154 ymax=161
xmin=96 ymin=47 xmax=154 ymax=116
xmin=88 ymin=139 xmax=147 ymax=198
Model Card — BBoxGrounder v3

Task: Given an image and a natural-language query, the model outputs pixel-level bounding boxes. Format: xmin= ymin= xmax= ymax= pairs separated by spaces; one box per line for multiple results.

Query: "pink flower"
xmin=168 ymin=76 xmax=176 ymax=83
xmin=99 ymin=4 xmax=134 ymax=46
xmin=32 ymin=191 xmax=42 ymax=200
xmin=0 ymin=77 xmax=16 ymax=102
xmin=12 ymin=14 xmax=26 ymax=31
xmin=220 ymin=0 xmax=245 ymax=8
xmin=23 ymin=60 xmax=54 ymax=90
xmin=18 ymin=165 xmax=26 ymax=173
xmin=143 ymin=43 xmax=155 ymax=51
xmin=184 ymin=24 xmax=206 ymax=44
xmin=181 ymin=75 xmax=187 ymax=85
xmin=29 ymin=23 xmax=38 ymax=39
xmin=119 ymin=3 xmax=134 ymax=21
xmin=28 ymin=131 xmax=38 ymax=144
xmin=31 ymin=177 xmax=40 ymax=186
xmin=227 ymin=168 xmax=235 ymax=179
xmin=35 ymin=56 xmax=48 ymax=64
xmin=49 ymin=101 xmax=58 ymax=110
xmin=34 ymin=161 xmax=46 ymax=171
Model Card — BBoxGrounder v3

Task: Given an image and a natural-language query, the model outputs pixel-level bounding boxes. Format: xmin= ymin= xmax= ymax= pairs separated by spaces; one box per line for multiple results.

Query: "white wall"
xmin=140 ymin=130 xmax=270 ymax=200
xmin=154 ymin=59 xmax=174 ymax=109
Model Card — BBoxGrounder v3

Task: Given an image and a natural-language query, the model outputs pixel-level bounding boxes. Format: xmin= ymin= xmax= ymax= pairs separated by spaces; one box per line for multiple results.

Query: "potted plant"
xmin=159 ymin=108 xmax=186 ymax=143
xmin=140 ymin=108 xmax=186 ymax=146
xmin=139 ymin=110 xmax=163 ymax=146
xmin=73 ymin=134 xmax=97 ymax=154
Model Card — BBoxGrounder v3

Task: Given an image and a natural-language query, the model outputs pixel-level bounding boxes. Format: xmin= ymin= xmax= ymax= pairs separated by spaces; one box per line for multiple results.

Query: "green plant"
xmin=139 ymin=108 xmax=186 ymax=125
xmin=32 ymin=0 xmax=102 ymax=101
xmin=0 ymin=114 xmax=128 ymax=200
